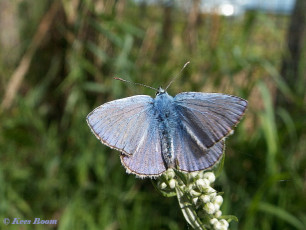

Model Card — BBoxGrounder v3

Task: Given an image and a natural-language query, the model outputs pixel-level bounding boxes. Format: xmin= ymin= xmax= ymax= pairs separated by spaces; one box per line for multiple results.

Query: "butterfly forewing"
xmin=174 ymin=92 xmax=247 ymax=149
xmin=86 ymin=95 xmax=155 ymax=156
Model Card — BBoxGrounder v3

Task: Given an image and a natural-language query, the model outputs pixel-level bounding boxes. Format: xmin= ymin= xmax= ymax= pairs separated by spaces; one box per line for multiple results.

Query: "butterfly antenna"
xmin=114 ymin=77 xmax=158 ymax=92
xmin=165 ymin=61 xmax=190 ymax=91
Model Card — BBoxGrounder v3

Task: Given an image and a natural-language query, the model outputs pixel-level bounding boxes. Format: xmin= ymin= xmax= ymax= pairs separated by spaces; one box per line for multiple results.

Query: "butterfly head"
xmin=156 ymin=87 xmax=166 ymax=96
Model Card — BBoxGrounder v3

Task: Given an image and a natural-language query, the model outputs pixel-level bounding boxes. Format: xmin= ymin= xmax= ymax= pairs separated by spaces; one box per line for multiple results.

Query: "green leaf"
xmin=213 ymin=149 xmax=226 ymax=178
xmin=173 ymin=169 xmax=188 ymax=184
xmin=221 ymin=215 xmax=239 ymax=223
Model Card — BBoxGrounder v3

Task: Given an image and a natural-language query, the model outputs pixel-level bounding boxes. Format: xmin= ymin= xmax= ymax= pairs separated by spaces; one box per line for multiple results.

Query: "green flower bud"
xmin=213 ymin=195 xmax=223 ymax=206
xmin=215 ymin=210 xmax=222 ymax=218
xmin=169 ymin=179 xmax=176 ymax=189
xmin=190 ymin=189 xmax=201 ymax=197
xmin=213 ymin=220 xmax=222 ymax=230
xmin=204 ymin=172 xmax=216 ymax=183
xmin=210 ymin=218 xmax=218 ymax=225
xmin=200 ymin=194 xmax=210 ymax=203
xmin=204 ymin=202 xmax=215 ymax=214
xmin=159 ymin=182 xmax=167 ymax=189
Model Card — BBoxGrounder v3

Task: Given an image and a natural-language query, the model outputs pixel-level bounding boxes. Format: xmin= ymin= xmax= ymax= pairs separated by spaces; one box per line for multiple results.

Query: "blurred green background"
xmin=0 ymin=0 xmax=305 ymax=229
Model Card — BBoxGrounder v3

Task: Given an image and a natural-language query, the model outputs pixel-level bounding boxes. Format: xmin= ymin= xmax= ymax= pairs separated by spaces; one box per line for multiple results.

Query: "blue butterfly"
xmin=87 ymin=82 xmax=247 ymax=178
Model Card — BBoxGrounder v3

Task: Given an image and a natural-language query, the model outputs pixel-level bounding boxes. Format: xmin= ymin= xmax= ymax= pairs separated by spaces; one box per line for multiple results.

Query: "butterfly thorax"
xmin=154 ymin=91 xmax=177 ymax=168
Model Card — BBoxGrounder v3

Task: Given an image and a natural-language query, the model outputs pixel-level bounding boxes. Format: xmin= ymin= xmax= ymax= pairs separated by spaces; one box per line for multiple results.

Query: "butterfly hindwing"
xmin=120 ymin=124 xmax=166 ymax=177
xmin=173 ymin=121 xmax=225 ymax=171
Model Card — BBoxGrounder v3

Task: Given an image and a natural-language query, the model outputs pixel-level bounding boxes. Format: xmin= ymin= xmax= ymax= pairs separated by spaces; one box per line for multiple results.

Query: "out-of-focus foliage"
xmin=0 ymin=0 xmax=305 ymax=229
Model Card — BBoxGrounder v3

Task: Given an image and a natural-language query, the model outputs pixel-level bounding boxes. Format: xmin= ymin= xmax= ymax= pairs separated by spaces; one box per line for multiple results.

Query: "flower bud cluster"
xmin=157 ymin=169 xmax=230 ymax=230
xmin=187 ymin=171 xmax=229 ymax=229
